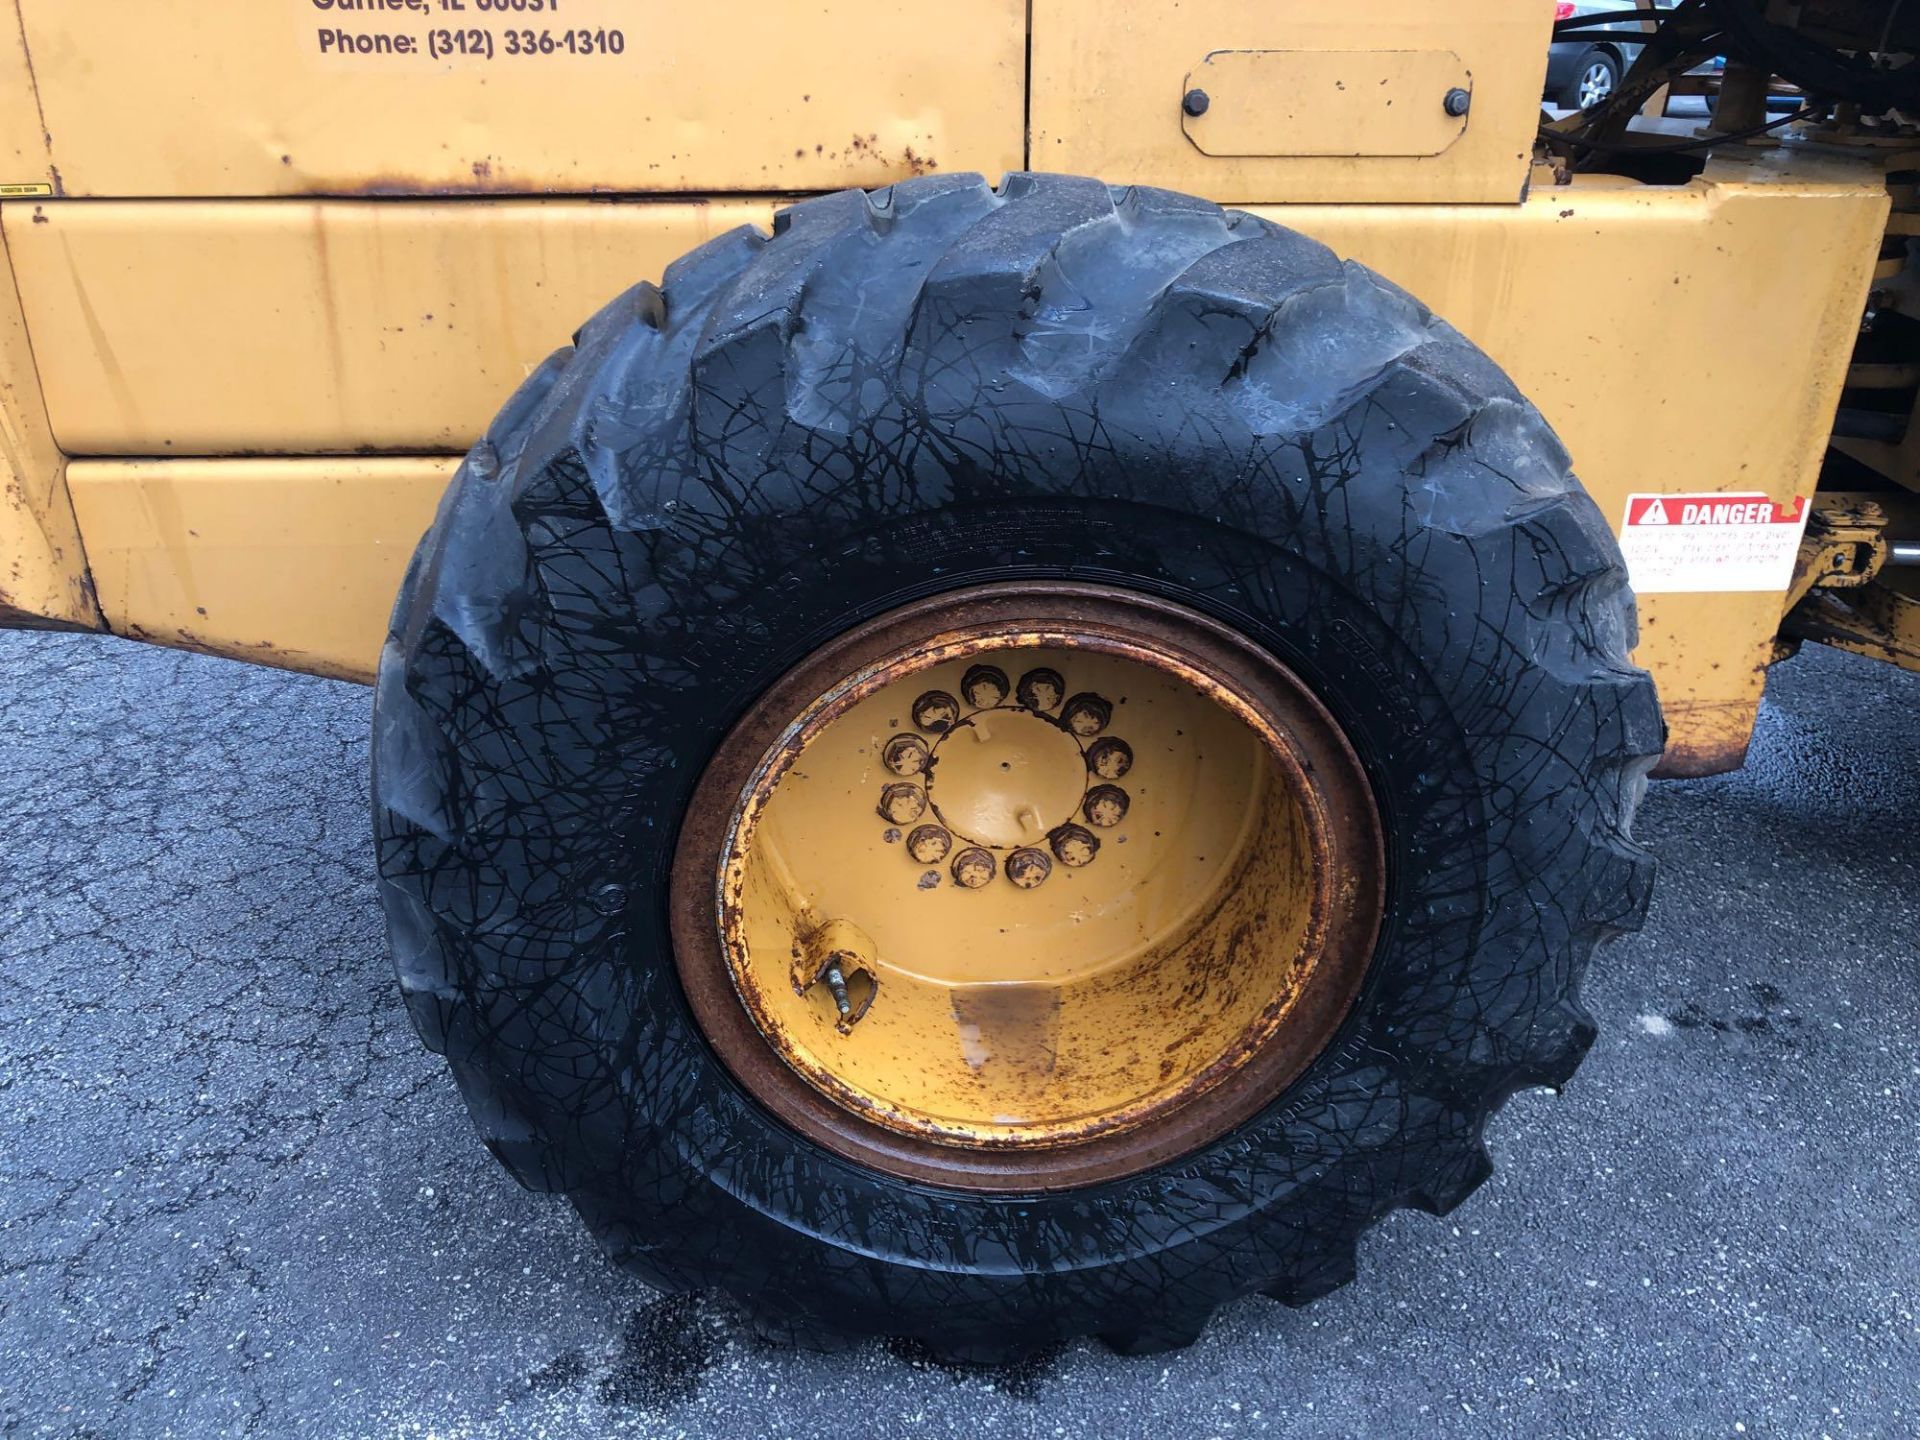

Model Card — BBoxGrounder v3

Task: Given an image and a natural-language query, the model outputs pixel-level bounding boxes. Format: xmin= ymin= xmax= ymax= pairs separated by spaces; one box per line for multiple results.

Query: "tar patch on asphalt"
xmin=1667 ymin=982 xmax=1804 ymax=1044
xmin=884 ymin=1336 xmax=1066 ymax=1400
xmin=595 ymin=1293 xmax=722 ymax=1411
xmin=525 ymin=1348 xmax=591 ymax=1393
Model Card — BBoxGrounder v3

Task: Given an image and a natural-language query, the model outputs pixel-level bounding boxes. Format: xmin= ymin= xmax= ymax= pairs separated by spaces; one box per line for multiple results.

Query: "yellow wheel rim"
xmin=673 ymin=584 xmax=1384 ymax=1191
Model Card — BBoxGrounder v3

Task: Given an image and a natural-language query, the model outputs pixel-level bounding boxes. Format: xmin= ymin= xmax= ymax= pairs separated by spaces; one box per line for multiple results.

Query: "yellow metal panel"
xmin=67 ymin=457 xmax=455 ymax=680
xmin=1 ymin=0 xmax=1023 ymax=198
xmin=34 ymin=156 xmax=1889 ymax=773
xmin=1031 ymin=0 xmax=1547 ymax=204
xmin=1183 ymin=50 xmax=1470 ymax=159
xmin=1266 ymin=162 xmax=1888 ymax=775
xmin=0 ymin=220 xmax=98 ymax=629
xmin=0 ymin=6 xmax=47 ymax=191
xmin=4 ymin=198 xmax=777 ymax=456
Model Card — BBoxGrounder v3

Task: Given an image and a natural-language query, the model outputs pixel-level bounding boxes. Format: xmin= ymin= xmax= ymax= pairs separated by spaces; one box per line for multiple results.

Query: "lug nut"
xmin=1049 ymin=823 xmax=1100 ymax=868
xmin=1006 ymin=847 xmax=1053 ymax=889
xmin=883 ymin=733 xmax=931 ymax=776
xmin=911 ymin=690 xmax=960 ymax=733
xmin=1060 ymin=692 xmax=1112 ymax=737
xmin=878 ymin=782 xmax=928 ymax=824
xmin=1016 ymin=667 xmax=1066 ymax=713
xmin=961 ymin=664 xmax=1010 ymax=709
xmin=590 ymin=882 xmax=627 ymax=916
xmin=907 ymin=823 xmax=953 ymax=864
xmin=950 ymin=846 xmax=997 ymax=889
xmin=1085 ymin=737 xmax=1134 ymax=780
xmin=1083 ymin=784 xmax=1130 ymax=828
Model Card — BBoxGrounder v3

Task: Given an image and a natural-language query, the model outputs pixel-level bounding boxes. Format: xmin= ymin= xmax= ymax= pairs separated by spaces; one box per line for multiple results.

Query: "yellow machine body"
xmin=0 ymin=0 xmax=1902 ymax=776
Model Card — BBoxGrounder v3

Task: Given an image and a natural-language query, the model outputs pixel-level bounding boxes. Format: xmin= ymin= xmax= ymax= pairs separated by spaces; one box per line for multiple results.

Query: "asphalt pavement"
xmin=2 ymin=629 xmax=1916 ymax=1439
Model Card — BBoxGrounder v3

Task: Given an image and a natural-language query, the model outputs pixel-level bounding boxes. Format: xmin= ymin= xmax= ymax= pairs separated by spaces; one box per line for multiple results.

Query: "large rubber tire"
xmin=373 ymin=172 xmax=1661 ymax=1361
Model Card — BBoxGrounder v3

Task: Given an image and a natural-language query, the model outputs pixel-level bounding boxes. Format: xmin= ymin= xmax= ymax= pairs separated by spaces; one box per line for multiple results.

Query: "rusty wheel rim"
xmin=670 ymin=583 xmax=1385 ymax=1191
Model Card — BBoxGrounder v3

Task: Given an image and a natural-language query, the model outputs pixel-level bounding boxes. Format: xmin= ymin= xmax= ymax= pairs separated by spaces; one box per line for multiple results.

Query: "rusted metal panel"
xmin=1782 ymin=495 xmax=1920 ymax=675
xmin=0 ymin=0 xmax=1024 ymax=198
xmin=1785 ymin=574 xmax=1920 ymax=672
xmin=0 ymin=220 xmax=98 ymax=630
xmin=1782 ymin=496 xmax=1890 ymax=615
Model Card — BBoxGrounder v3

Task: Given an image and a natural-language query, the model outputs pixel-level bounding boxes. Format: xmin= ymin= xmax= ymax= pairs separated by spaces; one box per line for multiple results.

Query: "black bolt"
xmin=960 ymin=664 xmax=1010 ymax=709
xmin=1060 ymin=692 xmax=1113 ymax=738
xmin=1444 ymin=87 xmax=1472 ymax=118
xmin=1015 ymin=667 xmax=1066 ymax=713
xmin=883 ymin=733 xmax=931 ymax=776
xmin=1085 ymin=736 xmax=1134 ymax=781
xmin=907 ymin=823 xmax=953 ymax=864
xmin=1182 ymin=88 xmax=1211 ymax=118
xmin=1084 ymin=783 xmax=1131 ymax=828
xmin=1049 ymin=823 xmax=1101 ymax=868
xmin=950 ymin=846 xmax=997 ymax=889
xmin=911 ymin=690 xmax=960 ymax=734
xmin=591 ymin=883 xmax=627 ymax=917
xmin=878 ymin=781 xmax=927 ymax=824
xmin=1006 ymin=847 xmax=1053 ymax=890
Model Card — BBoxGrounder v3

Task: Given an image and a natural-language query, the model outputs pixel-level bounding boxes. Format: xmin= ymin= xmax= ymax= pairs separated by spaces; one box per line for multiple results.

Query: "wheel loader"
xmin=3 ymin=0 xmax=1915 ymax=1360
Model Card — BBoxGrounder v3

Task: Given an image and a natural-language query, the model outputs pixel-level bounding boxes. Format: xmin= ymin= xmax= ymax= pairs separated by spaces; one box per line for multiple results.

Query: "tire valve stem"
xmin=795 ymin=921 xmax=879 ymax=1032
xmin=824 ymin=963 xmax=853 ymax=1019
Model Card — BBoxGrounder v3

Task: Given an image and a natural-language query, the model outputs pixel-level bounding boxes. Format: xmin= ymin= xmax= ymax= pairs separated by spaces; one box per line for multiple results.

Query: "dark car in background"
xmin=1546 ymin=0 xmax=1671 ymax=108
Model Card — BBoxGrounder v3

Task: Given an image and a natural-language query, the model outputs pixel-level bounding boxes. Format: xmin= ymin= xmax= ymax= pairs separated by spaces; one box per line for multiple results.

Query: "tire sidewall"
xmin=574 ymin=496 xmax=1489 ymax=1314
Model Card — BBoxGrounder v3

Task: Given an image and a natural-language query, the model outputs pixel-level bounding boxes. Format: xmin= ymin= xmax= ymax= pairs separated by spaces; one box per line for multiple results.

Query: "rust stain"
xmin=307 ymin=209 xmax=349 ymax=413
xmin=0 ymin=598 xmax=96 ymax=633
xmin=1650 ymin=735 xmax=1750 ymax=779
xmin=1649 ymin=700 xmax=1756 ymax=778
xmin=117 ymin=621 xmax=372 ymax=684
xmin=298 ymin=169 xmax=604 ymax=199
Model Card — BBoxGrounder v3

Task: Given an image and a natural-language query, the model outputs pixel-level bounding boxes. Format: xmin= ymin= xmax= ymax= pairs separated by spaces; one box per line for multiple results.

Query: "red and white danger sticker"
xmin=1616 ymin=492 xmax=1811 ymax=595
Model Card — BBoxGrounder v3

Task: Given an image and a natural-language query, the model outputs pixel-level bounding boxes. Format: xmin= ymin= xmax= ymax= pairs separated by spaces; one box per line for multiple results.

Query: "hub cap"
xmin=1578 ymin=61 xmax=1615 ymax=108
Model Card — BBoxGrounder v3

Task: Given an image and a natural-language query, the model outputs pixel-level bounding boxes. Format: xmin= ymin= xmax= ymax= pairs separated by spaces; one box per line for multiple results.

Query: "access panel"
xmin=1030 ymin=0 xmax=1550 ymax=204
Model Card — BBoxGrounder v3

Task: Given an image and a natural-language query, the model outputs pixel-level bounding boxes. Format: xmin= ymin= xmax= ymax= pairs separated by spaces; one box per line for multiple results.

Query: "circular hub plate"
xmin=670 ymin=584 xmax=1384 ymax=1191
xmin=927 ymin=707 xmax=1086 ymax=850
